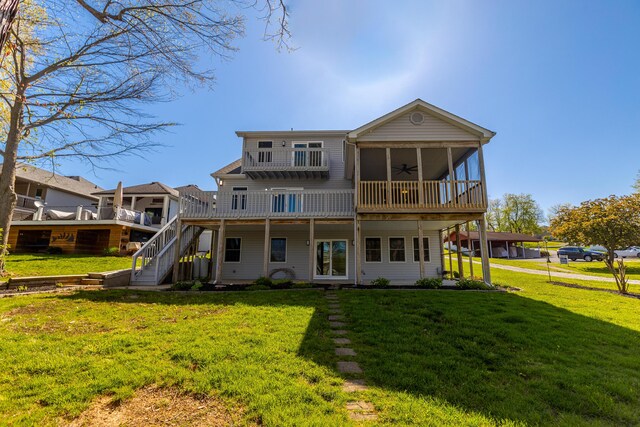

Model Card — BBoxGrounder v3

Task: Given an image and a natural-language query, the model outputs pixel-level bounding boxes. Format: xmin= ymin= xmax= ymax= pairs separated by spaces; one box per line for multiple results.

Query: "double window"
xmin=224 ymin=238 xmax=241 ymax=263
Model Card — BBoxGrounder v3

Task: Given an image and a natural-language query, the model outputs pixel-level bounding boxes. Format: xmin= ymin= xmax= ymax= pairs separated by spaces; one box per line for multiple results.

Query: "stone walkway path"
xmin=325 ymin=291 xmax=377 ymax=422
xmin=473 ymin=261 xmax=640 ymax=285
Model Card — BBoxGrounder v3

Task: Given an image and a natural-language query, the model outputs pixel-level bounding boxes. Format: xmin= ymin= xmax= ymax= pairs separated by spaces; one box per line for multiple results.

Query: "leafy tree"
xmin=549 ymin=194 xmax=640 ymax=292
xmin=0 ymin=0 xmax=19 ymax=51
xmin=487 ymin=193 xmax=543 ymax=234
xmin=0 ymin=0 xmax=289 ymax=273
xmin=633 ymin=170 xmax=640 ymax=193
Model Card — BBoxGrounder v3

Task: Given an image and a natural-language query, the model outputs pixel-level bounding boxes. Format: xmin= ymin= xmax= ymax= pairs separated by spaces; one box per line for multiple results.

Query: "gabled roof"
xmin=347 ymin=98 xmax=496 ymax=142
xmin=211 ymin=159 xmax=242 ymax=178
xmin=93 ymin=182 xmax=179 ymax=198
xmin=1 ymin=162 xmax=102 ymax=200
xmin=174 ymin=184 xmax=204 ymax=193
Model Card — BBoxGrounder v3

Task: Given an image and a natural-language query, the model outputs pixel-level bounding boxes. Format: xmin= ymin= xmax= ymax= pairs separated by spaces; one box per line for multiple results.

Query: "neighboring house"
xmin=445 ymin=231 xmax=543 ymax=259
xmin=131 ymin=99 xmax=496 ymax=286
xmin=6 ymin=168 xmax=181 ymax=254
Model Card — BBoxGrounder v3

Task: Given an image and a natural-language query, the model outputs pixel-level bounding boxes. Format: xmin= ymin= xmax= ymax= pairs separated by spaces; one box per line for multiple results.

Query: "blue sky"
xmin=60 ymin=0 xmax=640 ymax=214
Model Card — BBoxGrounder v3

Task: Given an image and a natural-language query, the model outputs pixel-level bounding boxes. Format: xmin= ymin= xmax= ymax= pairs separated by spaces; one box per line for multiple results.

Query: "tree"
xmin=486 ymin=193 xmax=543 ymax=234
xmin=633 ymin=170 xmax=640 ymax=193
xmin=0 ymin=0 xmax=19 ymax=51
xmin=0 ymin=0 xmax=290 ymax=274
xmin=549 ymin=194 xmax=640 ymax=292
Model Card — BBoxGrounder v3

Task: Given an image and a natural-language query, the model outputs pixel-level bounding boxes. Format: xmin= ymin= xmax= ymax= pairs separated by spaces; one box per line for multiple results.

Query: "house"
xmin=131 ymin=99 xmax=496 ymax=286
xmin=6 ymin=166 xmax=181 ymax=254
xmin=445 ymin=230 xmax=543 ymax=259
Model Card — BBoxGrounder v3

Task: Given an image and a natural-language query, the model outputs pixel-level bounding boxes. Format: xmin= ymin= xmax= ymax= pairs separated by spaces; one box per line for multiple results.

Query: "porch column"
xmin=385 ymin=147 xmax=392 ymax=207
xmin=417 ymin=220 xmax=425 ymax=279
xmin=355 ymin=146 xmax=361 ymax=208
xmin=477 ymin=142 xmax=488 ymax=207
xmin=130 ymin=196 xmax=136 ymax=211
xmin=355 ymin=218 xmax=362 ymax=285
xmin=263 ymin=219 xmax=270 ymax=277
xmin=208 ymin=230 xmax=217 ymax=281
xmin=506 ymin=241 xmax=510 ymax=259
xmin=466 ymin=221 xmax=474 ymax=278
xmin=447 ymin=227 xmax=453 ymax=279
xmin=214 ymin=219 xmax=226 ymax=284
xmin=447 ymin=147 xmax=455 ymax=206
xmin=416 ymin=148 xmax=424 ymax=206
xmin=477 ymin=216 xmax=492 ymax=285
xmin=172 ymin=218 xmax=183 ymax=284
xmin=161 ymin=196 xmax=169 ymax=226
xmin=309 ymin=218 xmax=315 ymax=282
xmin=455 ymin=224 xmax=464 ymax=279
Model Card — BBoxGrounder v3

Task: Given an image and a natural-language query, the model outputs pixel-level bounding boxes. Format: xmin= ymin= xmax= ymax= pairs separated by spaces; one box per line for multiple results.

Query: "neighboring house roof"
xmin=347 ymin=98 xmax=496 ymax=142
xmin=174 ymin=184 xmax=204 ymax=193
xmin=93 ymin=182 xmax=179 ymax=198
xmin=0 ymin=162 xmax=102 ymax=200
xmin=447 ymin=231 xmax=542 ymax=242
xmin=211 ymin=159 xmax=242 ymax=178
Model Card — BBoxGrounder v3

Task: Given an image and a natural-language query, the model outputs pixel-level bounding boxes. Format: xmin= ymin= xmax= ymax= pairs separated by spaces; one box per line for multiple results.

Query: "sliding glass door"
xmin=315 ymin=240 xmax=348 ymax=279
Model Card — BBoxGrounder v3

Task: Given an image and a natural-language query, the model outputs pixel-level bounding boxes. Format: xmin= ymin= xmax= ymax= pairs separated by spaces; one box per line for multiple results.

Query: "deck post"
xmin=439 ymin=229 xmax=445 ymax=277
xmin=417 ymin=220 xmax=425 ymax=279
xmin=478 ymin=142 xmax=488 ymax=207
xmin=309 ymin=218 xmax=315 ymax=282
xmin=447 ymin=227 xmax=453 ymax=279
xmin=263 ymin=218 xmax=270 ymax=277
xmin=455 ymin=224 xmax=464 ymax=279
xmin=385 ymin=147 xmax=392 ymax=207
xmin=172 ymin=218 xmax=183 ymax=284
xmin=447 ymin=147 xmax=455 ymax=206
xmin=477 ymin=216 xmax=492 ymax=285
xmin=355 ymin=217 xmax=362 ymax=285
xmin=506 ymin=241 xmax=510 ymax=259
xmin=214 ymin=219 xmax=225 ymax=284
xmin=466 ymin=222 xmax=474 ymax=278
xmin=161 ymin=196 xmax=169 ymax=226
xmin=208 ymin=229 xmax=217 ymax=281
xmin=416 ymin=148 xmax=424 ymax=206
xmin=130 ymin=196 xmax=136 ymax=211
xmin=355 ymin=146 xmax=361 ymax=208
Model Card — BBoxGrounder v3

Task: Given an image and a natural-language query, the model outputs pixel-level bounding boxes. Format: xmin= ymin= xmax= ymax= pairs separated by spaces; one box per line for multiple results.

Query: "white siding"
xmin=358 ymin=111 xmax=479 ymax=142
xmin=43 ymin=189 xmax=96 ymax=209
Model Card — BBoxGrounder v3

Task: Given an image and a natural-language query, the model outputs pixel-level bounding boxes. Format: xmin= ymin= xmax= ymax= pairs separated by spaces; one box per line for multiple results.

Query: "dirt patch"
xmin=549 ymin=281 xmax=640 ymax=299
xmin=67 ymin=385 xmax=251 ymax=427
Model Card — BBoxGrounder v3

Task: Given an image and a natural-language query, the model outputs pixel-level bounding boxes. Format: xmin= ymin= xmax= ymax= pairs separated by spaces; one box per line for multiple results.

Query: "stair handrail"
xmin=151 ymin=223 xmax=201 ymax=285
xmin=131 ymin=216 xmax=179 ymax=283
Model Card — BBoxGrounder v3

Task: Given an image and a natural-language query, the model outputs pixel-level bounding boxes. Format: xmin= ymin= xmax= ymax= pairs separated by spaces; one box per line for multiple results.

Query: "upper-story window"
xmin=35 ymin=188 xmax=44 ymax=199
xmin=257 ymin=141 xmax=273 ymax=164
xmin=292 ymin=141 xmax=323 ymax=167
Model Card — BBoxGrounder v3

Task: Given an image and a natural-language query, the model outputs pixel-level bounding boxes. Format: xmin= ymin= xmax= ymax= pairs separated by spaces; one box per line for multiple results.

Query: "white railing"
xmin=243 ymin=147 xmax=329 ymax=171
xmin=16 ymin=194 xmax=38 ymax=211
xmin=131 ymin=216 xmax=202 ymax=285
xmin=180 ymin=189 xmax=354 ymax=219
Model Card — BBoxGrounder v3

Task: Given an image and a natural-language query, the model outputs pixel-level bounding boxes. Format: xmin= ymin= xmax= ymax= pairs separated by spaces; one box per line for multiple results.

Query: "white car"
xmin=613 ymin=247 xmax=640 ymax=258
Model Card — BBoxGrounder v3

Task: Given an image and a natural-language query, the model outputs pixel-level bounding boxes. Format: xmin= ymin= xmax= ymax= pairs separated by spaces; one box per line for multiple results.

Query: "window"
xmin=224 ymin=238 xmax=241 ymax=262
xmin=365 ymin=237 xmax=382 ymax=263
xmin=389 ymin=237 xmax=406 ymax=262
xmin=412 ymin=237 xmax=430 ymax=262
xmin=231 ymin=187 xmax=247 ymax=210
xmin=35 ymin=188 xmax=44 ymax=199
xmin=270 ymin=238 xmax=287 ymax=263
xmin=257 ymin=141 xmax=273 ymax=163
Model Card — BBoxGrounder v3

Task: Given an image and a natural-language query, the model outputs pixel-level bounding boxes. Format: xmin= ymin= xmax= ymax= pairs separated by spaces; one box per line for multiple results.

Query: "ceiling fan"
xmin=392 ymin=163 xmax=418 ymax=175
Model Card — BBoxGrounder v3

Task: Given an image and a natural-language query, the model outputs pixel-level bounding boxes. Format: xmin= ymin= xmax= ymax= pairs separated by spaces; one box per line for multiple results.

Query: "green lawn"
xmin=487 ymin=256 xmax=640 ymax=280
xmin=1 ymin=269 xmax=639 ymax=425
xmin=1 ymin=254 xmax=133 ymax=281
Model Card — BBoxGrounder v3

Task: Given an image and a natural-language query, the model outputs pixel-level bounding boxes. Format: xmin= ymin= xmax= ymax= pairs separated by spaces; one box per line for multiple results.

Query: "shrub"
xmin=253 ymin=276 xmax=273 ymax=287
xmin=46 ymin=246 xmax=63 ymax=255
xmin=16 ymin=285 xmax=28 ymax=292
xmin=170 ymin=281 xmax=194 ymax=291
xmin=370 ymin=277 xmax=390 ymax=287
xmin=271 ymin=278 xmax=293 ymax=289
xmin=190 ymin=280 xmax=203 ymax=291
xmin=457 ymin=278 xmax=491 ymax=290
xmin=55 ymin=282 xmax=64 ymax=288
xmin=103 ymin=247 xmax=120 ymax=256
xmin=291 ymin=282 xmax=314 ymax=289
xmin=246 ymin=284 xmax=270 ymax=291
xmin=415 ymin=277 xmax=442 ymax=288
xmin=453 ymin=271 xmax=460 ymax=279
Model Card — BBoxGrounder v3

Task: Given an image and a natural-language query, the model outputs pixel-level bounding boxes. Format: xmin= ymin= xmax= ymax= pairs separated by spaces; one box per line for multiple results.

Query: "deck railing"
xmin=180 ymin=188 xmax=354 ymax=219
xmin=243 ymin=147 xmax=329 ymax=171
xmin=359 ymin=180 xmax=486 ymax=210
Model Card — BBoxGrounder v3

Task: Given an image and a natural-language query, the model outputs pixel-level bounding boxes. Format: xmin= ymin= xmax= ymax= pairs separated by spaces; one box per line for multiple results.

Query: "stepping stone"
xmin=343 ymin=379 xmax=368 ymax=392
xmin=346 ymin=401 xmax=377 ymax=421
xmin=333 ymin=337 xmax=351 ymax=345
xmin=328 ymin=315 xmax=344 ymax=321
xmin=325 ymin=296 xmax=338 ymax=300
xmin=327 ymin=304 xmax=341 ymax=309
xmin=337 ymin=361 xmax=363 ymax=374
xmin=335 ymin=347 xmax=357 ymax=356
xmin=329 ymin=321 xmax=347 ymax=328
xmin=328 ymin=308 xmax=343 ymax=314
xmin=332 ymin=329 xmax=349 ymax=335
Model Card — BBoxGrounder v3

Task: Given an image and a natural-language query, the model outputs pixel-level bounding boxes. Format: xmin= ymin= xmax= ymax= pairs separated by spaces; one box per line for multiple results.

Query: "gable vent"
xmin=409 ymin=111 xmax=425 ymax=125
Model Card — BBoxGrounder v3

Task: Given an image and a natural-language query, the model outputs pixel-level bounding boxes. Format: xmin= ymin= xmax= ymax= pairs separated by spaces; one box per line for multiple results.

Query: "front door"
xmin=315 ymin=240 xmax=348 ymax=279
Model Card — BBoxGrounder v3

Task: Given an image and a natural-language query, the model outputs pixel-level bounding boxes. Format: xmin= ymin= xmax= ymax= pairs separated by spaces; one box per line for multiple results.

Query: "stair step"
xmin=81 ymin=278 xmax=104 ymax=286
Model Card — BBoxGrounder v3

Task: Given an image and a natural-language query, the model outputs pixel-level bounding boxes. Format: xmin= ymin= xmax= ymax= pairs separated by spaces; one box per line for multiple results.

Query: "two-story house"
xmin=130 ymin=99 xmax=495 ymax=286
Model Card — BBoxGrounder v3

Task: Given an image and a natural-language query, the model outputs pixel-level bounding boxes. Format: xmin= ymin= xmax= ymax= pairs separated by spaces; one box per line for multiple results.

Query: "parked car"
xmin=557 ymin=246 xmax=606 ymax=262
xmin=613 ymin=246 xmax=640 ymax=258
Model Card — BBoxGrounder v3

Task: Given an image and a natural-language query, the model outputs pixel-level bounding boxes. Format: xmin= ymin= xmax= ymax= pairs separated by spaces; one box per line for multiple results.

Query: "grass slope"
xmin=1 ymin=254 xmax=133 ymax=281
